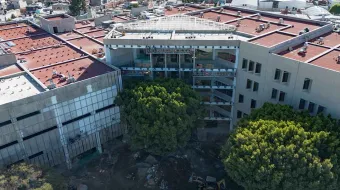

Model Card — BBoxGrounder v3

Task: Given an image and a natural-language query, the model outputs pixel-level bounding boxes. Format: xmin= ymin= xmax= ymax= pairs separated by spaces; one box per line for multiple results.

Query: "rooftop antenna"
xmin=47 ymin=79 xmax=56 ymax=89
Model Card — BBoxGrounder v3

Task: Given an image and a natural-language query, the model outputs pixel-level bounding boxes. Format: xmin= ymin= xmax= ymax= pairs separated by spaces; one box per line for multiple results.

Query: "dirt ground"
xmin=63 ymin=139 xmax=243 ymax=190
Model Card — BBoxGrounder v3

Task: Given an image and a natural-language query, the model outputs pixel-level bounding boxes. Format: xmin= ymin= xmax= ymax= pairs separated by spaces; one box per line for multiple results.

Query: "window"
xmin=239 ymin=94 xmax=244 ymax=103
xmin=303 ymin=78 xmax=312 ymax=91
xmin=242 ymin=59 xmax=248 ymax=69
xmin=255 ymin=63 xmax=262 ymax=74
xmin=308 ymin=102 xmax=315 ymax=113
xmin=271 ymin=88 xmax=278 ymax=99
xmin=0 ymin=120 xmax=11 ymax=128
xmin=237 ymin=111 xmax=243 ymax=118
xmin=62 ymin=113 xmax=91 ymax=126
xmin=279 ymin=91 xmax=286 ymax=102
xmin=299 ymin=99 xmax=306 ymax=109
xmin=274 ymin=69 xmax=281 ymax=80
xmin=17 ymin=111 xmax=41 ymax=121
xmin=246 ymin=79 xmax=252 ymax=89
xmin=282 ymin=71 xmax=290 ymax=83
xmin=253 ymin=82 xmax=259 ymax=92
xmin=317 ymin=106 xmax=325 ymax=114
xmin=248 ymin=61 xmax=255 ymax=72
xmin=251 ymin=99 xmax=257 ymax=108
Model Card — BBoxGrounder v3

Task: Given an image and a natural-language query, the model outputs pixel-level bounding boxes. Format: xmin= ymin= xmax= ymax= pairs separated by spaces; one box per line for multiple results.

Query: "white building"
xmin=103 ymin=5 xmax=340 ymax=137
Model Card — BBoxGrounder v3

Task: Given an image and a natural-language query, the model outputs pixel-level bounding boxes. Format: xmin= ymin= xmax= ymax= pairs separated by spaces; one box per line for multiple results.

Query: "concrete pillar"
xmin=164 ymin=54 xmax=168 ymax=78
xmin=10 ymin=116 xmax=29 ymax=162
xmin=95 ymin=131 xmax=102 ymax=153
xmin=51 ymin=96 xmax=72 ymax=169
xmin=150 ymin=53 xmax=153 ymax=79
xmin=229 ymin=48 xmax=239 ymax=131
xmin=192 ymin=49 xmax=196 ymax=86
xmin=178 ymin=54 xmax=181 ymax=79
xmin=212 ymin=49 xmax=216 ymax=60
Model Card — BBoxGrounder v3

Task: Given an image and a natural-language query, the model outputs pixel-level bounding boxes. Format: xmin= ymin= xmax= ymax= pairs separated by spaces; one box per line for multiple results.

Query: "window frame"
xmin=242 ymin=59 xmax=248 ymax=69
xmin=282 ymin=71 xmax=290 ymax=83
xmin=248 ymin=61 xmax=255 ymax=72
xmin=299 ymin=99 xmax=306 ymax=109
xmin=250 ymin=99 xmax=256 ymax=109
xmin=253 ymin=82 xmax=259 ymax=92
xmin=255 ymin=63 xmax=262 ymax=74
xmin=303 ymin=78 xmax=312 ymax=91
xmin=271 ymin=88 xmax=278 ymax=99
xmin=308 ymin=102 xmax=315 ymax=113
xmin=279 ymin=91 xmax=286 ymax=102
xmin=238 ymin=94 xmax=244 ymax=103
xmin=274 ymin=69 xmax=281 ymax=80
xmin=246 ymin=79 xmax=252 ymax=89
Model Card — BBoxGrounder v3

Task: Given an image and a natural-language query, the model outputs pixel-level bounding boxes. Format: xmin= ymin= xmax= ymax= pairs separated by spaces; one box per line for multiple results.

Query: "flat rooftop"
xmin=250 ymin=32 xmax=296 ymax=47
xmin=0 ymin=25 xmax=45 ymax=40
xmin=309 ymin=32 xmax=340 ymax=48
xmin=84 ymin=30 xmax=108 ymax=38
xmin=75 ymin=20 xmax=95 ymax=29
xmin=228 ymin=18 xmax=284 ymax=36
xmin=279 ymin=43 xmax=329 ymax=62
xmin=17 ymin=45 xmax=84 ymax=70
xmin=57 ymin=32 xmax=83 ymax=40
xmin=213 ymin=8 xmax=255 ymax=17
xmin=165 ymin=5 xmax=202 ymax=15
xmin=0 ymin=64 xmax=22 ymax=77
xmin=68 ymin=37 xmax=103 ymax=55
xmin=76 ymin=26 xmax=99 ymax=33
xmin=31 ymin=57 xmax=112 ymax=88
xmin=193 ymin=11 xmax=239 ymax=23
xmin=0 ymin=20 xmax=115 ymax=99
xmin=309 ymin=49 xmax=340 ymax=72
xmin=0 ymin=74 xmax=42 ymax=105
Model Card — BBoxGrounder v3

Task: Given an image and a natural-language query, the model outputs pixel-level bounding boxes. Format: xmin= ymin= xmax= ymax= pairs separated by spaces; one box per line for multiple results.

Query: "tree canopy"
xmin=69 ymin=0 xmax=86 ymax=16
xmin=116 ymin=79 xmax=205 ymax=155
xmin=221 ymin=103 xmax=340 ymax=190
xmin=330 ymin=4 xmax=340 ymax=15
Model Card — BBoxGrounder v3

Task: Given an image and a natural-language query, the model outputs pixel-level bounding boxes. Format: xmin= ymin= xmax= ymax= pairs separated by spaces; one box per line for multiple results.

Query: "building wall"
xmin=0 ymin=53 xmax=17 ymax=67
xmin=40 ymin=16 xmax=75 ymax=34
xmin=0 ymin=70 xmax=123 ymax=168
xmin=233 ymin=41 xmax=340 ymax=125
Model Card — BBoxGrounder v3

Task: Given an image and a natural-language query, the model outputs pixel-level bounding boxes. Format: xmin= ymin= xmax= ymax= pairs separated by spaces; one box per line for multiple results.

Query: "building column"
xmin=10 ymin=116 xmax=29 ymax=162
xmin=212 ymin=49 xmax=216 ymax=60
xmin=192 ymin=49 xmax=196 ymax=86
xmin=95 ymin=131 xmax=102 ymax=154
xmin=164 ymin=54 xmax=168 ymax=78
xmin=229 ymin=48 xmax=239 ymax=131
xmin=178 ymin=54 xmax=181 ymax=79
xmin=51 ymin=96 xmax=72 ymax=169
xmin=150 ymin=53 xmax=153 ymax=79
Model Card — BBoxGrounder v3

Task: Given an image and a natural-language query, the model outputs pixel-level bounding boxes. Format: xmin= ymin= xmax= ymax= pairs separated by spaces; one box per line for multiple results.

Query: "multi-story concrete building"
xmin=103 ymin=4 xmax=340 ymax=137
xmin=0 ymin=15 xmax=123 ymax=169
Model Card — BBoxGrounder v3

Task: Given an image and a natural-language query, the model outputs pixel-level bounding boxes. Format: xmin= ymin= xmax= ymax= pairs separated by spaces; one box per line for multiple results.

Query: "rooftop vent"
xmin=316 ymin=37 xmax=324 ymax=45
xmin=216 ymin=16 xmax=221 ymax=22
xmin=236 ymin=20 xmax=241 ymax=27
xmin=237 ymin=11 xmax=241 ymax=16
xmin=337 ymin=54 xmax=340 ymax=64
xmin=278 ymin=18 xmax=284 ymax=24
xmin=199 ymin=12 xmax=204 ymax=18
xmin=288 ymin=47 xmax=293 ymax=51
xmin=67 ymin=72 xmax=75 ymax=84
xmin=220 ymin=8 xmax=224 ymax=12
xmin=47 ymin=79 xmax=56 ymax=89
xmin=257 ymin=13 xmax=261 ymax=20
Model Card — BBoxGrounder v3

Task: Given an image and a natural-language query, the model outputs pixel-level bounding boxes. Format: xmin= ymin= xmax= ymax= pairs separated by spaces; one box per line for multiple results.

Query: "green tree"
xmin=116 ymin=79 xmax=205 ymax=155
xmin=330 ymin=4 xmax=340 ymax=15
xmin=69 ymin=0 xmax=86 ymax=16
xmin=221 ymin=103 xmax=340 ymax=190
